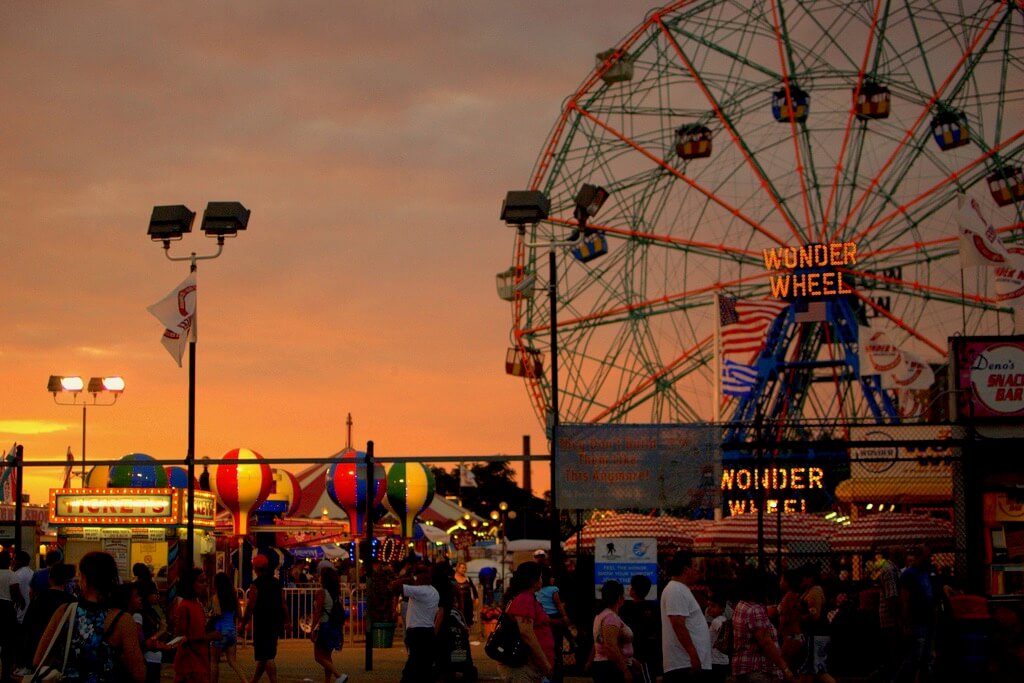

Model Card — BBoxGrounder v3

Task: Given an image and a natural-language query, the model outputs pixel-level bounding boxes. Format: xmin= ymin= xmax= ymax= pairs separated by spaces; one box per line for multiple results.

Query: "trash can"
xmin=371 ymin=621 xmax=396 ymax=648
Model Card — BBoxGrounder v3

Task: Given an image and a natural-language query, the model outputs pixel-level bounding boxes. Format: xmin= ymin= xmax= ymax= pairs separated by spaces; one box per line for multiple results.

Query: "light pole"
xmin=490 ymin=501 xmax=516 ymax=590
xmin=47 ymin=375 xmax=125 ymax=481
xmin=147 ymin=201 xmax=250 ymax=567
xmin=501 ymin=185 xmax=608 ymax=567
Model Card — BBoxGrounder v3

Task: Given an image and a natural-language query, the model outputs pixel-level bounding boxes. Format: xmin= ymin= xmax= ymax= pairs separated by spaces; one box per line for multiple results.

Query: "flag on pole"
xmin=717 ymin=295 xmax=788 ymax=397
xmin=959 ymin=196 xmax=1011 ymax=268
xmin=148 ymin=273 xmax=197 ymax=366
xmin=458 ymin=464 xmax=477 ymax=488
xmin=0 ymin=443 xmax=17 ymax=503
xmin=63 ymin=446 xmax=75 ymax=488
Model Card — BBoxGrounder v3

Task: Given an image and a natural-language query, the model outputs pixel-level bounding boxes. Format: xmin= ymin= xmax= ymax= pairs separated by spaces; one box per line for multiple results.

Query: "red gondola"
xmin=987 ymin=167 xmax=1024 ymax=207
xmin=854 ymin=82 xmax=891 ymax=120
xmin=505 ymin=346 xmax=542 ymax=378
xmin=675 ymin=124 xmax=712 ymax=160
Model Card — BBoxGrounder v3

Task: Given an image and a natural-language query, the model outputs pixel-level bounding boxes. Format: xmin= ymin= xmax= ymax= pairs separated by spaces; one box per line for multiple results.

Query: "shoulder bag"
xmin=28 ymin=601 xmax=79 ymax=682
xmin=484 ymin=600 xmax=529 ymax=667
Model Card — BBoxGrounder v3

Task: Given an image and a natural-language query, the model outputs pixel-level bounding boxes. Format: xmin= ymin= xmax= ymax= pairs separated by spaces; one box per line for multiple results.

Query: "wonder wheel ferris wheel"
xmin=501 ymin=0 xmax=1024 ymax=440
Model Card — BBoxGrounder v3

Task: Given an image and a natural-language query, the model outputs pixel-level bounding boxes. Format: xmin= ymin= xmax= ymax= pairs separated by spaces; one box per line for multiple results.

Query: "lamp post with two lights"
xmin=490 ymin=501 xmax=516 ymax=590
xmin=47 ymin=374 xmax=125 ymax=482
xmin=500 ymin=185 xmax=609 ymax=567
xmin=146 ymin=201 xmax=250 ymax=566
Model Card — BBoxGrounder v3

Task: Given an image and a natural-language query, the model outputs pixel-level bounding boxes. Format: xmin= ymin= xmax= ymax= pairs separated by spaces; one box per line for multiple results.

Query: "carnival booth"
xmin=47 ymin=454 xmax=216 ymax=584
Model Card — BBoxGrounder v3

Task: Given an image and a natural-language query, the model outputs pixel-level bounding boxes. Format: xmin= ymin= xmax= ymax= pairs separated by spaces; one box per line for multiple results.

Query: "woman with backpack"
xmin=309 ymin=565 xmax=348 ymax=683
xmin=32 ymin=550 xmax=146 ymax=682
xmin=209 ymin=571 xmax=247 ymax=683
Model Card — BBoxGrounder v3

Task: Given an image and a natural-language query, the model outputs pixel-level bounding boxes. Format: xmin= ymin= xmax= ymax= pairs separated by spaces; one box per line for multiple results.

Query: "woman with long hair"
xmin=210 ymin=571 xmax=246 ymax=683
xmin=172 ymin=568 xmax=221 ymax=683
xmin=309 ymin=565 xmax=348 ymax=683
xmin=590 ymin=580 xmax=635 ymax=683
xmin=499 ymin=560 xmax=554 ymax=683
xmin=33 ymin=550 xmax=146 ymax=682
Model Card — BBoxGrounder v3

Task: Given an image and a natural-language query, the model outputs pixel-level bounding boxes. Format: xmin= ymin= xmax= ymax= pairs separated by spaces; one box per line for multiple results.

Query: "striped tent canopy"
xmin=693 ymin=513 xmax=833 ymax=549
xmin=563 ymin=512 xmax=694 ymax=553
xmin=829 ymin=512 xmax=955 ymax=552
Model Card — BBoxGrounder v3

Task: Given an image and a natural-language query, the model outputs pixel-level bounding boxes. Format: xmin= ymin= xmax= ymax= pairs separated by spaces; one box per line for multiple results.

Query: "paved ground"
xmin=163 ymin=635 xmax=556 ymax=682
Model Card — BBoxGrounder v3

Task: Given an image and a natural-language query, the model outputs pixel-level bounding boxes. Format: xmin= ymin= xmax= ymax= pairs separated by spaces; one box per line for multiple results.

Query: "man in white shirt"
xmin=390 ymin=562 xmax=440 ymax=683
xmin=661 ymin=552 xmax=712 ymax=681
xmin=11 ymin=551 xmax=33 ymax=624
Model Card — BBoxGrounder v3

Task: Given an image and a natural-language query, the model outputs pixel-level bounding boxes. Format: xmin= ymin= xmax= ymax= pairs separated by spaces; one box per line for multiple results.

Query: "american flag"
xmin=719 ymin=296 xmax=789 ymax=356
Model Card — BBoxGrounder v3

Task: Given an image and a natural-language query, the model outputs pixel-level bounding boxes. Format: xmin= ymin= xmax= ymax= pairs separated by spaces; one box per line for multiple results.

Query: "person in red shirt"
xmin=173 ymin=568 xmax=221 ymax=683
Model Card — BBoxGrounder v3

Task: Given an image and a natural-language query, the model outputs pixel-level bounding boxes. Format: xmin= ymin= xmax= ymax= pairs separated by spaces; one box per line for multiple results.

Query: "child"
xmin=706 ymin=594 xmax=731 ymax=683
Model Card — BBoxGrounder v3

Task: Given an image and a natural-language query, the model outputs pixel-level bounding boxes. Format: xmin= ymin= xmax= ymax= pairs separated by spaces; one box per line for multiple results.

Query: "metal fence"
xmin=244 ymin=584 xmax=368 ymax=643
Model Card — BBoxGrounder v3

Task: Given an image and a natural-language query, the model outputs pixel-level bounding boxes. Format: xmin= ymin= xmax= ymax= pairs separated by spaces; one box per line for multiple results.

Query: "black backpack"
xmin=327 ymin=594 xmax=346 ymax=627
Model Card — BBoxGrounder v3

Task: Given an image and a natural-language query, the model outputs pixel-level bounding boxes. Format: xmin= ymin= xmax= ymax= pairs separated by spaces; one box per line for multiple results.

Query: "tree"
xmin=429 ymin=461 xmax=550 ymax=540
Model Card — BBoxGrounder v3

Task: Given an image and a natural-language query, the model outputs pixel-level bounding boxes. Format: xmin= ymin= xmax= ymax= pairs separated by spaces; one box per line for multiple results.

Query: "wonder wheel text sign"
xmin=556 ymin=424 xmax=721 ymax=509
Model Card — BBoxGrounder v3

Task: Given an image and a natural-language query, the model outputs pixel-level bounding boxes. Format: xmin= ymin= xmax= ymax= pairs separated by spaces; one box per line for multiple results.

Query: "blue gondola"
xmin=930 ymin=110 xmax=970 ymax=151
xmin=854 ymin=82 xmax=890 ymax=120
xmin=675 ymin=124 xmax=712 ymax=160
xmin=572 ymin=233 xmax=609 ymax=262
xmin=772 ymin=83 xmax=809 ymax=123
xmin=987 ymin=167 xmax=1024 ymax=207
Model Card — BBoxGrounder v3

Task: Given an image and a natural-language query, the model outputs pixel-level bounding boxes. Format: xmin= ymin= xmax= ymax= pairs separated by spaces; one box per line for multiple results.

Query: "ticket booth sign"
xmin=50 ymin=489 xmax=178 ymax=525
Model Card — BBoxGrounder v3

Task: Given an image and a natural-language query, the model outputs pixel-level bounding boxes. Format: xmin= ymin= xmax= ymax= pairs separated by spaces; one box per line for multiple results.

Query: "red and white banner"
xmin=959 ymin=196 xmax=1011 ymax=267
xmin=147 ymin=273 xmax=196 ymax=366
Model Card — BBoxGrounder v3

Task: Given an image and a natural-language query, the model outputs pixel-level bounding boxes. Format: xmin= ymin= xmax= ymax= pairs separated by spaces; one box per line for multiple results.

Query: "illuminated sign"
xmin=952 ymin=336 xmax=1024 ymax=419
xmin=720 ymin=466 xmax=825 ymax=515
xmin=763 ymin=242 xmax=857 ymax=298
xmin=49 ymin=489 xmax=217 ymax=528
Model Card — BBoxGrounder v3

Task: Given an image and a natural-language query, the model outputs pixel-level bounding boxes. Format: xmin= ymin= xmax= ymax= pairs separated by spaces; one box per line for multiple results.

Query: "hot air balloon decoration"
xmin=215 ymin=447 xmax=273 ymax=536
xmin=164 ymin=466 xmax=194 ymax=490
xmin=270 ymin=468 xmax=303 ymax=517
xmin=85 ymin=464 xmax=110 ymax=489
xmin=326 ymin=449 xmax=386 ymax=536
xmin=384 ymin=462 xmax=435 ymax=538
xmin=109 ymin=453 xmax=169 ymax=488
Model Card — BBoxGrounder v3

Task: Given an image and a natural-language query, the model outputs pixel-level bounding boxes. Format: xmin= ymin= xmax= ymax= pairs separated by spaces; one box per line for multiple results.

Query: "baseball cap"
xmin=533 ymin=548 xmax=547 ymax=558
xmin=252 ymin=554 xmax=269 ymax=570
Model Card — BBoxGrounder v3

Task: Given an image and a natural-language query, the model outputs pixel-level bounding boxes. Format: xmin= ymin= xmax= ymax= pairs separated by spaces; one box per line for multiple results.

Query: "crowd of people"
xmin=0 ymin=548 xmax=352 ymax=683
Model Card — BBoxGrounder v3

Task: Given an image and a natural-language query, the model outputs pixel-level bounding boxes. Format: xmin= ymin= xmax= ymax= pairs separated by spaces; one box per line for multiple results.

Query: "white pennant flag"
xmin=148 ymin=273 xmax=196 ymax=366
xmin=858 ymin=326 xmax=903 ymax=376
xmin=882 ymin=350 xmax=935 ymax=391
xmin=959 ymin=196 xmax=1011 ymax=268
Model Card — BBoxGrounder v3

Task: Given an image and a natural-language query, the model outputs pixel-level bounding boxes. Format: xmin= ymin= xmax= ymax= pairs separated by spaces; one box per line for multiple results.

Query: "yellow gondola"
xmin=675 ymin=124 xmax=712 ymax=160
xmin=505 ymin=346 xmax=542 ymax=378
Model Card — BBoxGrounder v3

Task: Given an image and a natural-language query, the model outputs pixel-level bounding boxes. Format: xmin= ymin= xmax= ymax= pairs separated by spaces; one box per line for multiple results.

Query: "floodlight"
xmin=48 ymin=375 xmax=84 ymax=394
xmin=87 ymin=376 xmax=125 ymax=394
xmin=500 ymin=191 xmax=550 ymax=225
xmin=148 ymin=205 xmax=196 ymax=241
xmin=201 ymin=201 xmax=250 ymax=237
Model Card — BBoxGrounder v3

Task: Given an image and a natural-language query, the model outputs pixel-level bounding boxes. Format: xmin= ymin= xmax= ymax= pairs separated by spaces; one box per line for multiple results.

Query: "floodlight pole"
xmin=161 ymin=241 xmax=224 ymax=568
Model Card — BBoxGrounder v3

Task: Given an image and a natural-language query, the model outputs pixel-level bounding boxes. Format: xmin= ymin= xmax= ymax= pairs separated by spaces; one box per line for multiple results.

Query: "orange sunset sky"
xmin=1 ymin=1 xmax=646 ymax=504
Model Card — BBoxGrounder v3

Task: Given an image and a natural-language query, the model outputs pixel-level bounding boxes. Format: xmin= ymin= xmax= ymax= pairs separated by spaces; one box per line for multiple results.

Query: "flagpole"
xmin=187 ymin=257 xmax=197 ymax=569
xmin=713 ymin=295 xmax=722 ymax=423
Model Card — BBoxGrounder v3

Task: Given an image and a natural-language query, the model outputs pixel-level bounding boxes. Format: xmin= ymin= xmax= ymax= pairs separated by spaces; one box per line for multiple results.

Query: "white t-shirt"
xmin=403 ymin=584 xmax=439 ymax=630
xmin=13 ymin=566 xmax=32 ymax=623
xmin=660 ymin=579 xmax=712 ymax=672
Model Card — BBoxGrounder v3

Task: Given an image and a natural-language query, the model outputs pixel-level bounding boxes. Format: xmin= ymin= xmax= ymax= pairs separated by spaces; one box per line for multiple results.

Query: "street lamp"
xmin=490 ymin=501 xmax=516 ymax=590
xmin=501 ymin=185 xmax=609 ymax=567
xmin=47 ymin=374 xmax=125 ymax=481
xmin=147 ymin=201 xmax=250 ymax=567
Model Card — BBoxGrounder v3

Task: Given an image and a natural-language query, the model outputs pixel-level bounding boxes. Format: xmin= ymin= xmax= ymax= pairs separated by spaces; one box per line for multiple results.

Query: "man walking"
xmin=243 ymin=553 xmax=290 ymax=683
xmin=661 ymin=552 xmax=712 ymax=681
xmin=390 ymin=562 xmax=440 ymax=683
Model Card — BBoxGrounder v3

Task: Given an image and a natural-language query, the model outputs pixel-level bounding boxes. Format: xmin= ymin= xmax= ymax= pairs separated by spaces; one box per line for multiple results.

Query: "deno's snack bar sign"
xmin=952 ymin=336 xmax=1024 ymax=419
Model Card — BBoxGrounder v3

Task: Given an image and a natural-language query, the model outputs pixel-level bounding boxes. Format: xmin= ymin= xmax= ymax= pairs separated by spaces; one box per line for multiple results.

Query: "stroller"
xmin=436 ymin=607 xmax=478 ymax=682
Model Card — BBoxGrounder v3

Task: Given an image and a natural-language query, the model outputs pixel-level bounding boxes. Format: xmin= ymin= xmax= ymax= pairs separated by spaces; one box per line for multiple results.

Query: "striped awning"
xmin=563 ymin=512 xmax=694 ymax=552
xmin=829 ymin=512 xmax=955 ymax=552
xmin=693 ymin=512 xmax=833 ymax=549
xmin=834 ymin=477 xmax=951 ymax=504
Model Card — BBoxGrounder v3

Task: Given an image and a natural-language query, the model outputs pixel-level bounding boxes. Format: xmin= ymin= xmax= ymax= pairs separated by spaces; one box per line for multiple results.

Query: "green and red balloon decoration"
xmin=384 ymin=462 xmax=435 ymax=538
